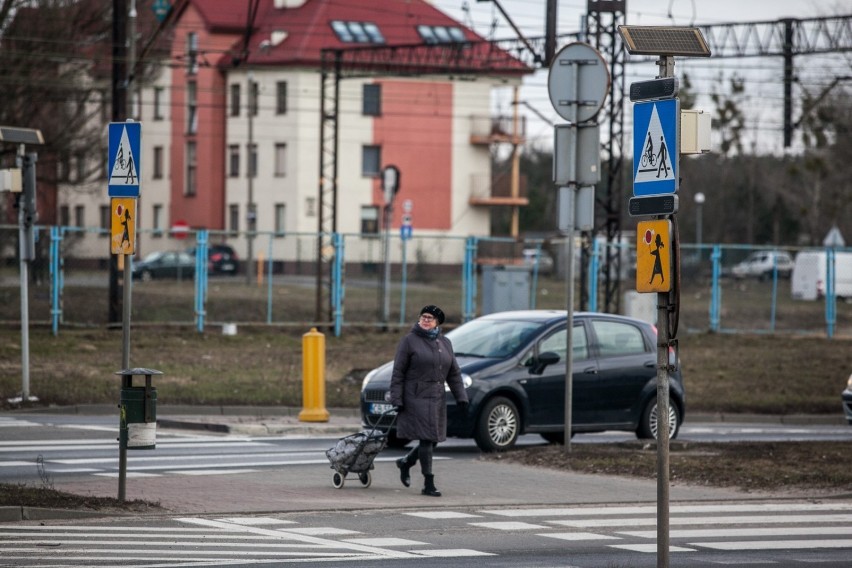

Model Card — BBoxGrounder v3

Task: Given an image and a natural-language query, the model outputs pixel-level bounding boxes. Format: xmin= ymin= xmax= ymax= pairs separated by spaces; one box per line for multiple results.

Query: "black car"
xmin=187 ymin=244 xmax=239 ymax=275
xmin=361 ymin=310 xmax=685 ymax=452
xmin=843 ymin=373 xmax=852 ymax=425
xmin=132 ymin=251 xmax=196 ymax=281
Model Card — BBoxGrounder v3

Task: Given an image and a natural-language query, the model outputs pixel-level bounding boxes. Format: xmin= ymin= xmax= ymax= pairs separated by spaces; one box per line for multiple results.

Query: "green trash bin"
xmin=116 ymin=368 xmax=162 ymax=450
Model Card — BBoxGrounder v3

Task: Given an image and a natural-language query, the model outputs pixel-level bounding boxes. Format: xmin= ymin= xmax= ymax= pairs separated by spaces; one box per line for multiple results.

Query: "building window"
xmin=331 ymin=21 xmax=385 ymax=44
xmin=362 ymin=145 xmax=381 ymax=177
xmin=186 ymin=81 xmax=197 ymax=134
xmin=187 ymin=32 xmax=198 ymax=74
xmin=58 ymin=154 xmax=70 ymax=181
xmin=230 ymin=83 xmax=240 ymax=116
xmin=75 ymin=152 xmax=85 ymax=182
xmin=276 ymin=81 xmax=287 ymax=114
xmin=305 ymin=197 xmax=316 ymax=217
xmin=74 ymin=205 xmax=85 ymax=228
xmin=417 ymin=25 xmax=466 ymax=44
xmin=363 ymin=84 xmax=381 ymax=116
xmin=249 ymin=80 xmax=259 ymax=116
xmin=153 ymin=146 xmax=164 ymax=179
xmin=152 ymin=204 xmax=163 ymax=237
xmin=274 ymin=203 xmax=286 ymax=235
xmin=185 ymin=141 xmax=197 ymax=196
xmin=153 ymin=87 xmax=164 ymax=120
xmin=274 ymin=143 xmax=286 ymax=177
xmin=229 ymin=145 xmax=240 ymax=177
xmin=360 ymin=206 xmax=379 ymax=235
xmin=99 ymin=205 xmax=110 ymax=236
xmin=247 ymin=143 xmax=257 ymax=178
xmin=229 ymin=204 xmax=240 ymax=235
xmin=59 ymin=205 xmax=70 ymax=227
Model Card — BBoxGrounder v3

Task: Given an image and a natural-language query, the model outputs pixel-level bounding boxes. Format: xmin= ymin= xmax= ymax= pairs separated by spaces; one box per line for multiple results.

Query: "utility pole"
xmin=109 ymin=0 xmax=128 ymax=324
xmin=245 ymin=73 xmax=256 ymax=285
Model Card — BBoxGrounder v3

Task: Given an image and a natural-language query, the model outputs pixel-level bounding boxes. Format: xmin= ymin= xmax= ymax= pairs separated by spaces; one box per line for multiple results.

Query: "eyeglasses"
xmin=419 ymin=314 xmax=436 ymax=322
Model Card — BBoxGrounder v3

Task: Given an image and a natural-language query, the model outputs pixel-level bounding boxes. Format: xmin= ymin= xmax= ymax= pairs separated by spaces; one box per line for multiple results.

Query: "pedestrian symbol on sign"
xmin=110 ymin=127 xmax=139 ymax=186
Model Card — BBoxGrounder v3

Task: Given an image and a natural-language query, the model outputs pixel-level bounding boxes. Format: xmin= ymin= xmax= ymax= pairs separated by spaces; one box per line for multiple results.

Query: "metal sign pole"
xmin=547 ymin=42 xmax=609 ymax=456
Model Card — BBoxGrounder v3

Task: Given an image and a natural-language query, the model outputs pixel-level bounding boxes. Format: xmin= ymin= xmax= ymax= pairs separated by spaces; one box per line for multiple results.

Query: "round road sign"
xmin=547 ymin=42 xmax=610 ymax=123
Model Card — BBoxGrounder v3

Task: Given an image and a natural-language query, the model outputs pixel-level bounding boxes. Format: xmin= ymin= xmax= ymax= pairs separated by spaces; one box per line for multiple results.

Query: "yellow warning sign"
xmin=111 ymin=197 xmax=136 ymax=255
xmin=636 ymin=219 xmax=671 ymax=293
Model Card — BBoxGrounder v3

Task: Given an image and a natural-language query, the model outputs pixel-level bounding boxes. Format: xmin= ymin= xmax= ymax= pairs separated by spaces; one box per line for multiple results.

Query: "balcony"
xmin=469 ymin=172 xmax=529 ymax=207
xmin=470 ymin=115 xmax=526 ymax=146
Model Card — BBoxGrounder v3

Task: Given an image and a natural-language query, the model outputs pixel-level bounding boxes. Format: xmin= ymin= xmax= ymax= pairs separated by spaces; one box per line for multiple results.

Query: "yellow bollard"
xmin=298 ymin=327 xmax=330 ymax=422
xmin=257 ymin=251 xmax=264 ymax=287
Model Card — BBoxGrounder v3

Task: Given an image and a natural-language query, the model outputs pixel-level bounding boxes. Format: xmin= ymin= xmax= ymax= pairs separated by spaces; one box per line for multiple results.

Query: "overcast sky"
xmin=431 ymin=0 xmax=851 ymax=155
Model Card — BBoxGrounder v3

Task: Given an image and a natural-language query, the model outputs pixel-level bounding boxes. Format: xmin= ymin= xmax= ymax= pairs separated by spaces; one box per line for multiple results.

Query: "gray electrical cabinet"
xmin=481 ymin=265 xmax=531 ymax=315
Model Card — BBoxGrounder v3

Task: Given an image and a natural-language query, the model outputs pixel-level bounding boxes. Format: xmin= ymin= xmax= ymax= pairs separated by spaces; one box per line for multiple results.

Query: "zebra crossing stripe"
xmin=696 ymin=539 xmax=852 ymax=551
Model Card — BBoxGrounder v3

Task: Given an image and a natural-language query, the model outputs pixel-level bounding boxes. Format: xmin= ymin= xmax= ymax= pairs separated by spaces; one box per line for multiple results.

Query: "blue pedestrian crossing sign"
xmin=108 ymin=122 xmax=141 ymax=197
xmin=633 ymin=98 xmax=678 ymax=196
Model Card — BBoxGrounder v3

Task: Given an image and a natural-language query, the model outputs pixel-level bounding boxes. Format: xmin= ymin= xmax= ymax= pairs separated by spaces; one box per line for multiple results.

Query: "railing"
xmin=1 ymin=224 xmax=849 ymax=338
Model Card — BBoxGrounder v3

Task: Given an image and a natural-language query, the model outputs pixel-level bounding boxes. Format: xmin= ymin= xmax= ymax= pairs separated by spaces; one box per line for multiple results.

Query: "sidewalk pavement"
xmin=1 ymin=406 xmax=846 ymax=523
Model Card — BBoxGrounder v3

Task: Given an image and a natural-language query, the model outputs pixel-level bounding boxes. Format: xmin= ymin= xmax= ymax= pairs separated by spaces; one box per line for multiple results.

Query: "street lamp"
xmin=694 ymin=192 xmax=705 ymax=260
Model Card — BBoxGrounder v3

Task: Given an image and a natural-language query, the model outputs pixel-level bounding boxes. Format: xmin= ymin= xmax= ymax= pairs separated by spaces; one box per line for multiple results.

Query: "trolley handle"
xmin=364 ymin=407 xmax=399 ymax=437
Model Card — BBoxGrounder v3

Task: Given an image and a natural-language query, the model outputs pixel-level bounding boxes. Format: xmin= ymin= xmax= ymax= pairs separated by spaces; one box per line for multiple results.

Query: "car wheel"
xmin=636 ymin=399 xmax=680 ymax=440
xmin=474 ymin=396 xmax=519 ymax=452
xmin=141 ymin=270 xmax=153 ymax=282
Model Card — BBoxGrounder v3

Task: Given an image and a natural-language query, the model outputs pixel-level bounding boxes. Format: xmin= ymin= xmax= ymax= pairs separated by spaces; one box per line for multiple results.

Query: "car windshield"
xmin=142 ymin=251 xmax=165 ymax=262
xmin=446 ymin=319 xmax=542 ymax=358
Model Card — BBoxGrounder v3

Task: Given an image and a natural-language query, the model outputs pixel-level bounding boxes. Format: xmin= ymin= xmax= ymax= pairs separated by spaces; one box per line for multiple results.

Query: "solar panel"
xmin=0 ymin=126 xmax=44 ymax=145
xmin=618 ymin=26 xmax=711 ymax=57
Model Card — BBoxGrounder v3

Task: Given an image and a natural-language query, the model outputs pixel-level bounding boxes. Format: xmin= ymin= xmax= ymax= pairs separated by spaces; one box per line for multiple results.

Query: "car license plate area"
xmin=370 ymin=403 xmax=394 ymax=414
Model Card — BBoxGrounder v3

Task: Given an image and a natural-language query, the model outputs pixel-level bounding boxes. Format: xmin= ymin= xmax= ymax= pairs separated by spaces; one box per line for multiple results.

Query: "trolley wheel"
xmin=359 ymin=471 xmax=372 ymax=488
xmin=332 ymin=472 xmax=345 ymax=489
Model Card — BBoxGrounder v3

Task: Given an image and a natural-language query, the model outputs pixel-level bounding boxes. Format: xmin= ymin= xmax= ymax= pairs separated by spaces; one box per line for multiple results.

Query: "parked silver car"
xmin=731 ymin=250 xmax=794 ymax=280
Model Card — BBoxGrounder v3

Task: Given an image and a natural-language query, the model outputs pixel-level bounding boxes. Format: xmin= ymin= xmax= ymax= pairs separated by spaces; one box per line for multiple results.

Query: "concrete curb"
xmin=0 ymin=506 xmax=110 ymax=522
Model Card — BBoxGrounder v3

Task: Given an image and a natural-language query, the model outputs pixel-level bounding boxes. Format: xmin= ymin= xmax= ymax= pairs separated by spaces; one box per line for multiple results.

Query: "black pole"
xmin=782 ymin=19 xmax=794 ymax=148
xmin=109 ymin=0 xmax=127 ymax=325
xmin=545 ymin=0 xmax=557 ymax=66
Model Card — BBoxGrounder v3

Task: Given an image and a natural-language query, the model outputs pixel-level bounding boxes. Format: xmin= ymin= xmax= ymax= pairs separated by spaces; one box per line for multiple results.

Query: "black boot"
xmin=396 ymin=450 xmax=417 ymax=488
xmin=422 ymin=474 xmax=441 ymax=497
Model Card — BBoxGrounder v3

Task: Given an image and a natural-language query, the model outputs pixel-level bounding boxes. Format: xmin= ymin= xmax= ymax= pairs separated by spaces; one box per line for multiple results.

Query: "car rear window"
xmin=591 ymin=320 xmax=647 ymax=357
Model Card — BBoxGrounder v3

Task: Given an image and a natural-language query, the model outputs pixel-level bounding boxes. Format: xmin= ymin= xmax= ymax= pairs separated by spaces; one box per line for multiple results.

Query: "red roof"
xmin=184 ymin=0 xmax=529 ymax=75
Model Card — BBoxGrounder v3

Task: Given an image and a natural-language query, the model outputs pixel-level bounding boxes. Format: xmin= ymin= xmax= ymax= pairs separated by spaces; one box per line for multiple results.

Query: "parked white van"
xmin=791 ymin=251 xmax=852 ymax=300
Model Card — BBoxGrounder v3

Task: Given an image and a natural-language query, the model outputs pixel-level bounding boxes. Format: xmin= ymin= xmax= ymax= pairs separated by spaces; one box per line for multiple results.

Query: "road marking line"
xmin=538 ymin=532 xmax=621 ymax=541
xmin=695 ymin=539 xmax=852 ymax=551
xmin=610 ymin=544 xmax=696 ymax=553
xmin=549 ymin=514 xmax=852 ymax=528
xmin=177 ymin=517 xmax=419 ymax=559
xmin=170 ymin=468 xmax=259 ymax=476
xmin=412 ymin=548 xmax=495 ymax=557
xmin=215 ymin=517 xmax=298 ymax=526
xmin=283 ymin=527 xmax=361 ymax=536
xmin=469 ymin=521 xmax=548 ymax=530
xmin=343 ymin=538 xmax=428 ymax=546
xmin=93 ymin=472 xmax=161 ymax=478
xmin=621 ymin=527 xmax=852 ymax=539
xmin=405 ymin=511 xmax=481 ymax=519
xmin=481 ymin=503 xmax=852 ymax=517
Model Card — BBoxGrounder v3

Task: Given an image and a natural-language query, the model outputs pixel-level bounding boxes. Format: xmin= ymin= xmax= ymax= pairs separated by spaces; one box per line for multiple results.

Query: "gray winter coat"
xmin=389 ymin=323 xmax=468 ymax=442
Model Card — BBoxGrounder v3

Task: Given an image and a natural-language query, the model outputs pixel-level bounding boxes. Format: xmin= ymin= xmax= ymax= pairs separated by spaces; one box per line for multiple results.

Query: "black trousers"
xmin=404 ymin=440 xmax=436 ymax=476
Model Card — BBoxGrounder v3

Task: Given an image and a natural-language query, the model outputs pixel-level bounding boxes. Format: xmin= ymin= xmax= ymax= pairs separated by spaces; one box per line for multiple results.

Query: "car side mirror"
xmin=530 ymin=351 xmax=560 ymax=375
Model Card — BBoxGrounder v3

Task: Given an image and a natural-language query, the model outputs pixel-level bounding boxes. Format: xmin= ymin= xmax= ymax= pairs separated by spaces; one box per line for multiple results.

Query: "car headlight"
xmin=445 ymin=373 xmax=473 ymax=391
xmin=361 ymin=368 xmax=379 ymax=390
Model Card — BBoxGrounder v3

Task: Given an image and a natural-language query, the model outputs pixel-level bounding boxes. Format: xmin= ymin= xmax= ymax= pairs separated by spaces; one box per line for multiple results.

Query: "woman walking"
xmin=389 ymin=305 xmax=468 ymax=497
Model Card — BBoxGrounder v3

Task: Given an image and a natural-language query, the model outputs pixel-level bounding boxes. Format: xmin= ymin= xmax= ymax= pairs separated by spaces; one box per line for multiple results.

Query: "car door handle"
xmin=644 ymin=361 xmax=656 ymax=368
xmin=582 ymin=367 xmax=597 ymax=374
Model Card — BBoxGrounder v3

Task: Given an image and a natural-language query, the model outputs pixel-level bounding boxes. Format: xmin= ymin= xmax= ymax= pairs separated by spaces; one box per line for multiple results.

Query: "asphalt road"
xmin=2 ymin=411 xmax=851 ymax=566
